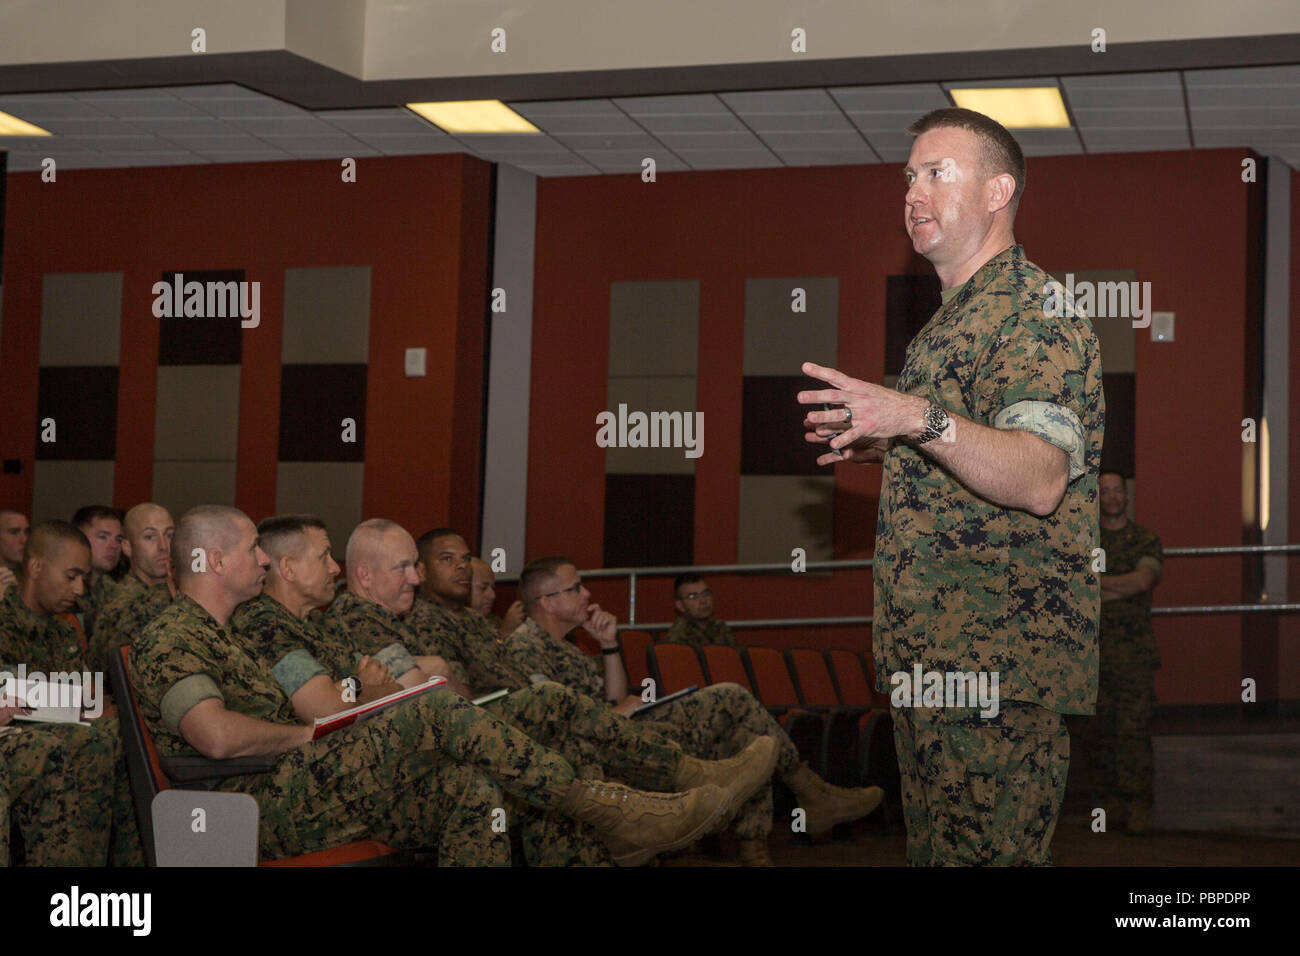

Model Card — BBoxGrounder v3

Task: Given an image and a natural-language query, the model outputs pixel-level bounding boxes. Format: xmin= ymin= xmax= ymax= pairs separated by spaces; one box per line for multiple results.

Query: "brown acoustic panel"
xmin=741 ymin=375 xmax=824 ymax=476
xmin=157 ymin=269 xmax=244 ymax=366
xmin=885 ymin=274 xmax=941 ymax=377
xmin=35 ymin=366 xmax=118 ymax=460
xmin=603 ymin=473 xmax=694 ymax=568
xmin=1100 ymin=372 xmax=1134 ymax=479
xmin=278 ymin=363 xmax=367 ymax=462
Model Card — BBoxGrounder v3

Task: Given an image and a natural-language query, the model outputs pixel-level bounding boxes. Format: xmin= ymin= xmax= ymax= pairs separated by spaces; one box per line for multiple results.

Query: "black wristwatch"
xmin=916 ymin=403 xmax=950 ymax=445
xmin=600 ymin=646 xmax=621 ymax=656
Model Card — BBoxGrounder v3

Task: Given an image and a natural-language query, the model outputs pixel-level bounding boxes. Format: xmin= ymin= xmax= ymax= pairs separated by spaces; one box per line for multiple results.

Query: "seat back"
xmin=618 ymin=629 xmax=654 ymax=688
xmin=700 ymin=644 xmax=755 ymax=692
xmin=824 ymin=649 xmax=875 ymax=708
xmin=152 ymin=791 xmax=259 ymax=867
xmin=743 ymin=647 xmax=802 ymax=709
xmin=108 ymin=643 xmax=168 ymax=867
xmin=785 ymin=648 xmax=840 ymax=708
xmin=647 ymin=643 xmax=707 ymax=695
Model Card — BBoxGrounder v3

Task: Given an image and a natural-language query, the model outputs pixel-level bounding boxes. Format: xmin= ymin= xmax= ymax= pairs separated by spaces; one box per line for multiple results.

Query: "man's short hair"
xmin=24 ymin=520 xmax=90 ymax=563
xmin=72 ymin=505 xmax=121 ymax=529
xmin=257 ymin=514 xmax=327 ymax=564
xmin=1099 ymin=469 xmax=1128 ymax=483
xmin=519 ymin=556 xmax=575 ymax=605
xmin=906 ymin=107 xmax=1026 ymax=213
xmin=673 ymin=572 xmax=704 ymax=597
xmin=416 ymin=527 xmax=463 ymax=562
xmin=0 ymin=507 xmax=24 ymax=520
xmin=172 ymin=505 xmax=248 ymax=581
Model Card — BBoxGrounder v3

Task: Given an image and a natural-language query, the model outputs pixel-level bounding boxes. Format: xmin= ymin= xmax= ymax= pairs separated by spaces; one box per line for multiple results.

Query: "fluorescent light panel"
xmin=0 ymin=111 xmax=52 ymax=135
xmin=406 ymin=101 xmax=540 ymax=134
xmin=949 ymin=88 xmax=1071 ymax=128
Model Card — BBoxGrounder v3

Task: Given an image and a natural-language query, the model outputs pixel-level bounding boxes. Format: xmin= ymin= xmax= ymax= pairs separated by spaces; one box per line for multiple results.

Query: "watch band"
xmin=601 ymin=646 xmax=622 ymax=656
xmin=916 ymin=403 xmax=949 ymax=445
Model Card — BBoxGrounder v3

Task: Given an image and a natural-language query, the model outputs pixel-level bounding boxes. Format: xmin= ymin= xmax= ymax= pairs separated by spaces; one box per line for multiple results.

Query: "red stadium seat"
xmin=784 ymin=648 xmax=839 ymax=710
xmin=110 ymin=644 xmax=404 ymax=867
xmin=824 ymin=649 xmax=875 ymax=709
xmin=744 ymin=647 xmax=824 ymax=768
xmin=743 ymin=647 xmax=803 ymax=713
xmin=618 ymin=629 xmax=654 ymax=688
xmin=700 ymin=644 xmax=756 ymax=693
xmin=647 ymin=643 xmax=708 ymax=695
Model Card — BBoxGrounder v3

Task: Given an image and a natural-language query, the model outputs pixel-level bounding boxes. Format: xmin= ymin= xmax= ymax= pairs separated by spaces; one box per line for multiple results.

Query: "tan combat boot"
xmin=560 ymin=778 xmax=730 ymax=867
xmin=736 ymin=837 xmax=774 ymax=867
xmin=785 ymin=762 xmax=884 ymax=835
xmin=672 ymin=736 xmax=779 ymax=822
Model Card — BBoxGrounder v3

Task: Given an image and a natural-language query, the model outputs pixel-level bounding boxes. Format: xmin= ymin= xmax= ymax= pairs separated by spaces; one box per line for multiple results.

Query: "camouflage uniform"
xmin=75 ymin=572 xmax=121 ymax=642
xmin=0 ymin=723 xmax=114 ymax=865
xmin=873 ymin=244 xmax=1104 ymax=865
xmin=1074 ymin=520 xmax=1161 ymax=822
xmin=0 ymin=588 xmax=143 ymax=865
xmin=663 ymin=616 xmax=739 ymax=650
xmin=89 ymin=572 xmax=174 ymax=674
xmin=136 ymin=593 xmax=618 ymax=865
xmin=506 ymin=617 xmax=797 ymax=840
xmin=240 ymin=592 xmax=617 ymax=865
xmin=328 ymin=592 xmax=688 ymax=796
xmin=406 ymin=595 xmax=535 ymax=693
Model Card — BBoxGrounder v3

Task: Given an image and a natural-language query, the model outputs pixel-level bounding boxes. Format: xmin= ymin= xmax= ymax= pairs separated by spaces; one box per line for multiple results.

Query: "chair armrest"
xmin=160 ymin=755 xmax=277 ymax=783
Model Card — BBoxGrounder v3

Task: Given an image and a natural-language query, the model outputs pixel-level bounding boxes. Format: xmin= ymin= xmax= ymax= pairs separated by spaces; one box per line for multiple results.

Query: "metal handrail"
xmin=500 ymin=544 xmax=1300 ymax=629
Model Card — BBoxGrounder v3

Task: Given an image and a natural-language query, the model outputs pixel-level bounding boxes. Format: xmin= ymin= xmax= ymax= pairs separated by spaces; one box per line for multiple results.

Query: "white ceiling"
xmin=1 ymin=64 xmax=1297 ymax=176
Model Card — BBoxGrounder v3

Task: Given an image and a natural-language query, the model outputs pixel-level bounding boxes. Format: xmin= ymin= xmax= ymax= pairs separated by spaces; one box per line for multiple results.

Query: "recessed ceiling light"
xmin=949 ymin=88 xmax=1071 ymax=128
xmin=406 ymin=101 xmax=540 ymax=134
xmin=0 ymin=111 xmax=52 ymax=136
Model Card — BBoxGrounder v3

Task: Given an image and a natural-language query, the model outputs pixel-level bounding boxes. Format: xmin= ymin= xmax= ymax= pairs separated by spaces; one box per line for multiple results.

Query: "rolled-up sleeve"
xmin=993 ymin=400 xmax=1087 ymax=481
xmin=160 ymin=674 xmax=223 ymax=734
xmin=272 ymin=648 xmax=328 ymax=699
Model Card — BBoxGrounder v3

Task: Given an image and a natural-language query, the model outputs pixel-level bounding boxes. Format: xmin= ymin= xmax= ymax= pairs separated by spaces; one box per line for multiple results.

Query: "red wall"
xmin=529 ymin=149 xmax=1262 ymax=706
xmin=0 ymin=154 xmax=492 ymax=542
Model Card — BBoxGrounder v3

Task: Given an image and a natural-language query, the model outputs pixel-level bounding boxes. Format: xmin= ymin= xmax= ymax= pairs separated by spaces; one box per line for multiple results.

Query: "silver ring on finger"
xmin=844 ymin=406 xmax=853 ymax=425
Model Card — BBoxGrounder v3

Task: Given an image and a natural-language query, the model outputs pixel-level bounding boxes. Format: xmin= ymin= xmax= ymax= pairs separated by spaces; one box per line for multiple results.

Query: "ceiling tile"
xmin=657 ymin=131 xmax=763 ymax=150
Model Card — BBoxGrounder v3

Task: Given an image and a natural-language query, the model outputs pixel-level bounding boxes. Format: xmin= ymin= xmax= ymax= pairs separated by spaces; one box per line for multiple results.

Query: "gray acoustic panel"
xmin=154 ymin=365 xmax=241 ymax=461
xmin=737 ymin=474 xmax=835 ymax=563
xmin=31 ymin=460 xmax=114 ymax=525
xmin=39 ymin=272 xmax=123 ymax=367
xmin=604 ymin=377 xmax=700 ymax=476
xmin=743 ymin=277 xmax=838 ymax=376
xmin=152 ymin=461 xmax=238 ymax=518
xmin=275 ymin=462 xmax=365 ymax=547
xmin=1047 ymin=269 xmax=1138 ymax=375
xmin=282 ymin=266 xmax=371 ymax=364
xmin=608 ymin=280 xmax=699 ymax=378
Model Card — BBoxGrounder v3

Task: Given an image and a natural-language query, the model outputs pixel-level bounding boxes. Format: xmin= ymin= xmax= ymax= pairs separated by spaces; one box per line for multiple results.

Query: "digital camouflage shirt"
xmin=504 ymin=618 xmax=608 ymax=701
xmin=873 ymin=244 xmax=1104 ymax=716
xmin=0 ymin=587 xmax=88 ymax=672
xmin=321 ymin=589 xmax=467 ymax=686
xmin=76 ymin=572 xmax=122 ymax=637
xmin=662 ymin=616 xmax=739 ymax=650
xmin=405 ymin=594 xmax=532 ymax=695
xmin=1099 ymin=520 xmax=1163 ymax=671
xmin=130 ymin=594 xmax=299 ymax=762
xmin=89 ymin=572 xmax=175 ymax=673
xmin=232 ymin=593 xmax=353 ymax=699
